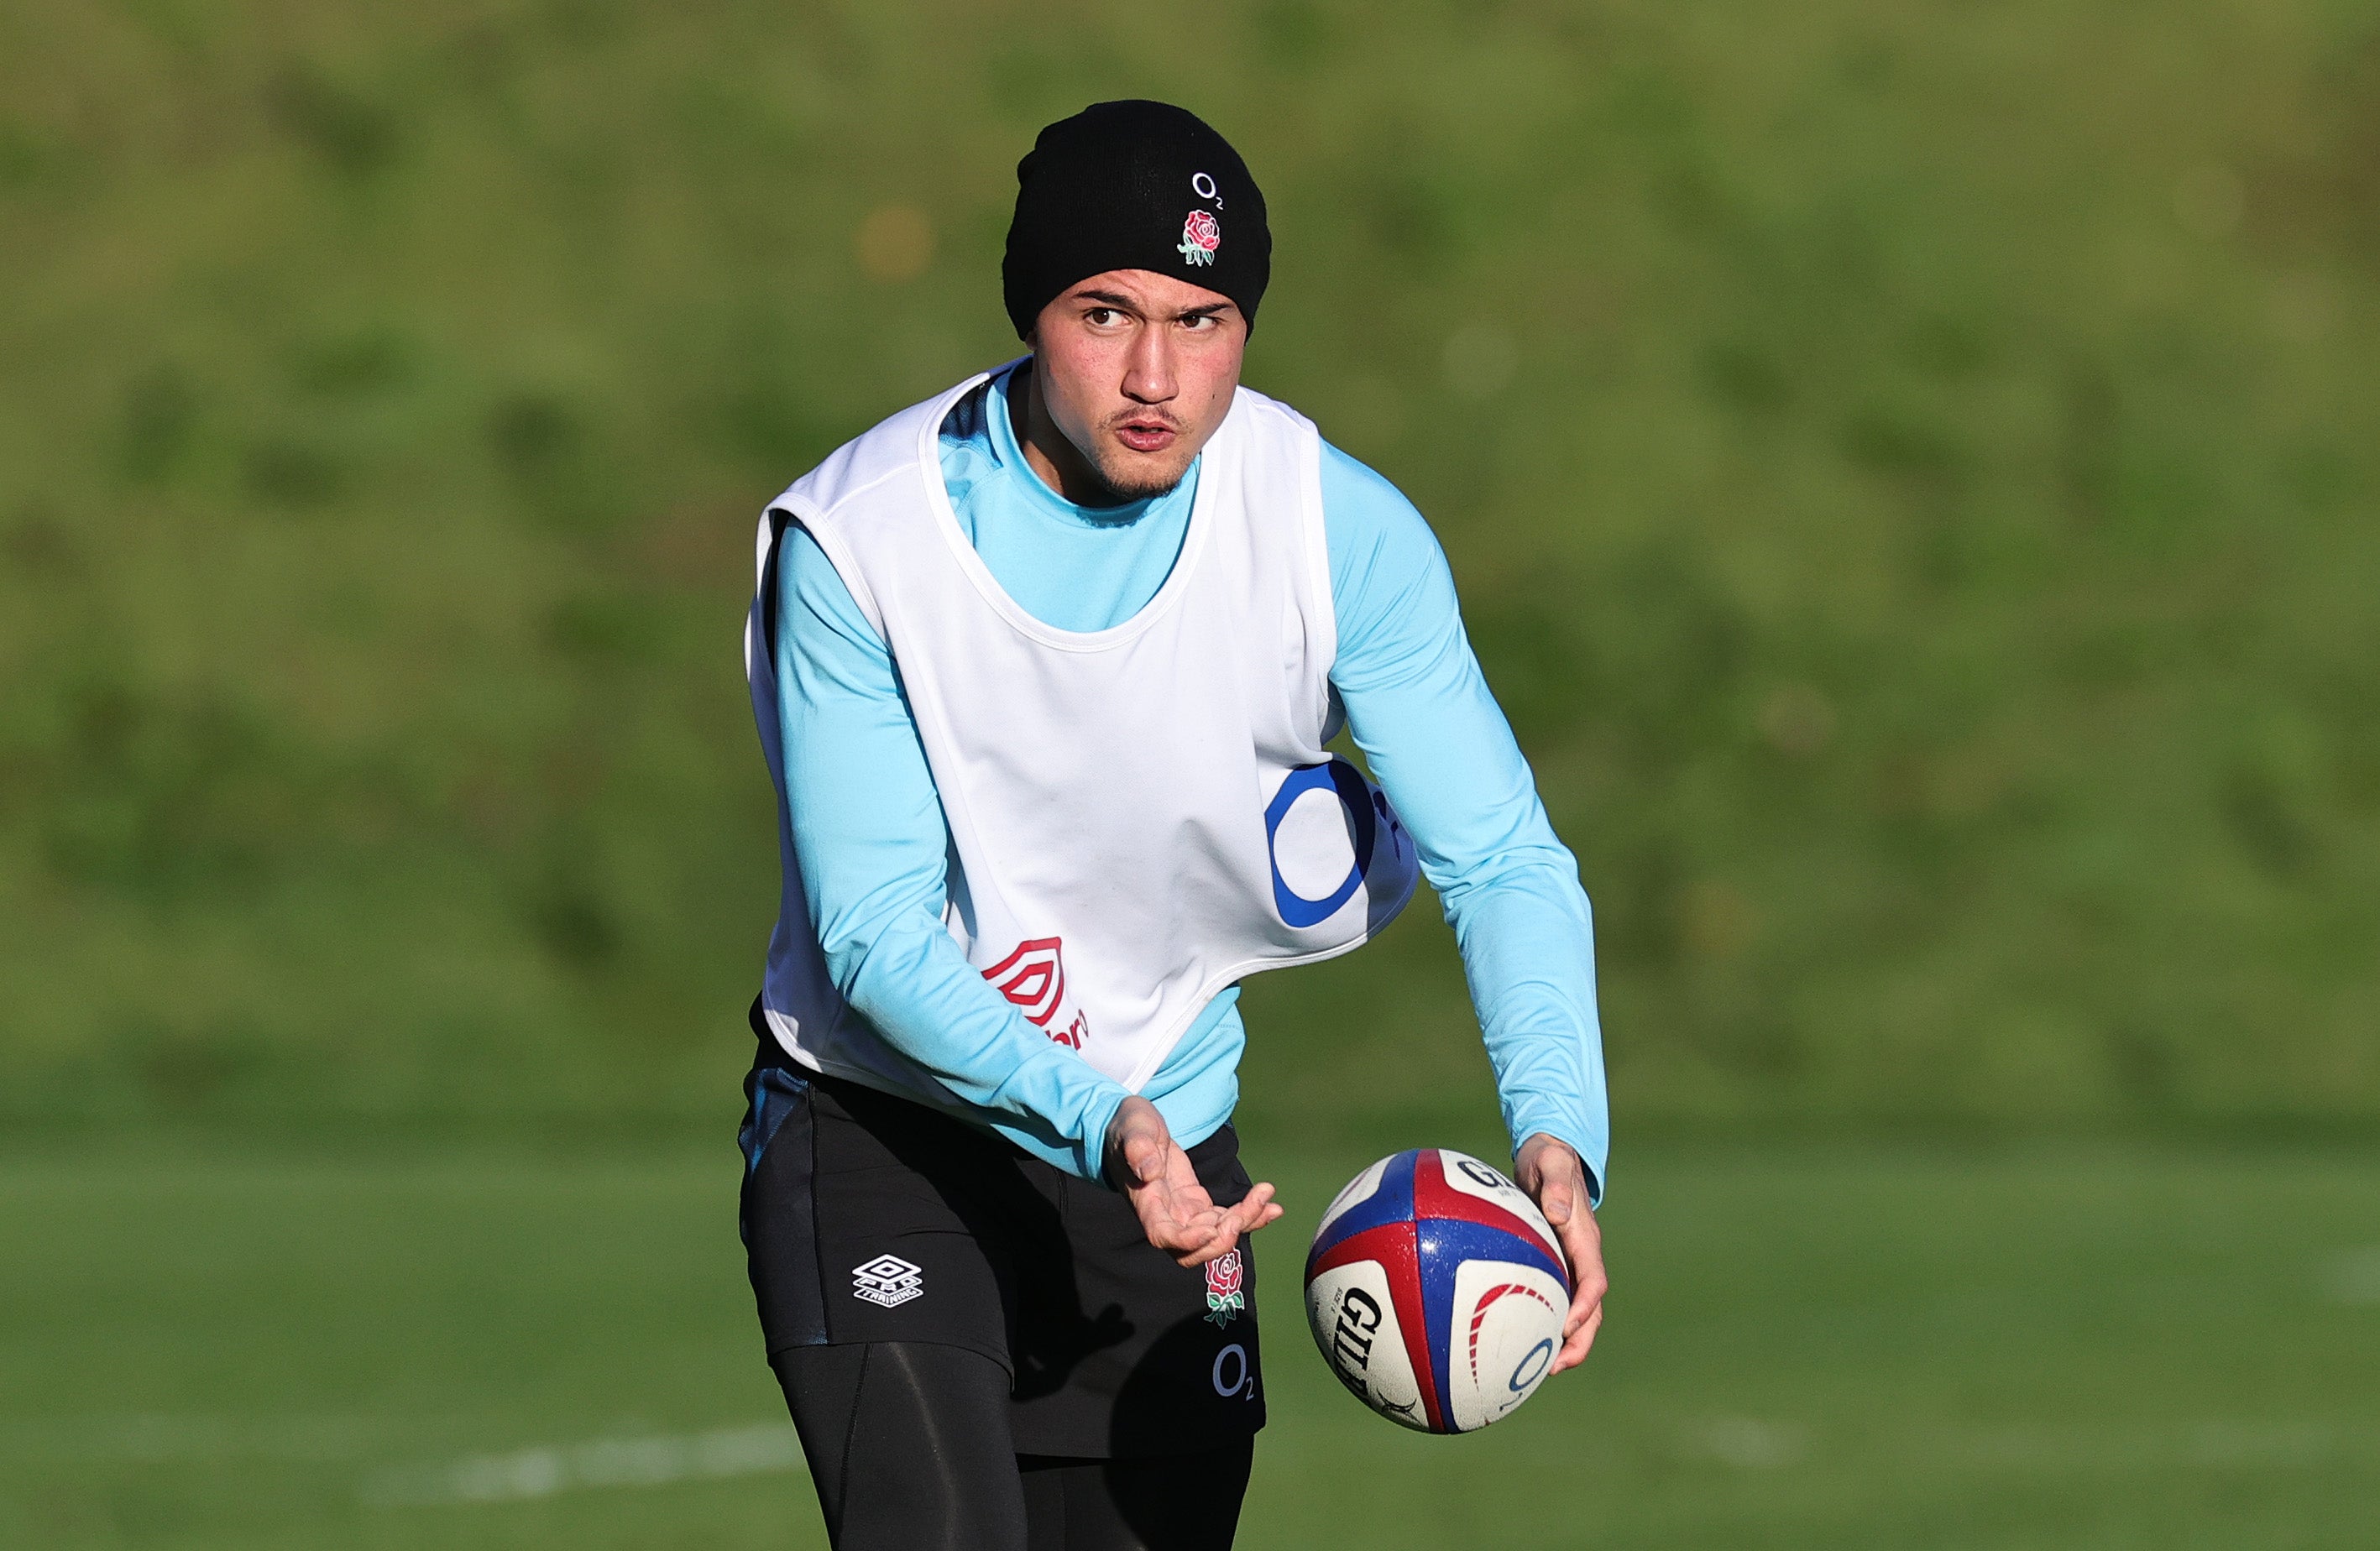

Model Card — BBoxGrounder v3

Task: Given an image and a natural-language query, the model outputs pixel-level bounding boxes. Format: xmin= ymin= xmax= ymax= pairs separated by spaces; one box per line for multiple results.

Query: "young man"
xmin=740 ymin=101 xmax=1608 ymax=1550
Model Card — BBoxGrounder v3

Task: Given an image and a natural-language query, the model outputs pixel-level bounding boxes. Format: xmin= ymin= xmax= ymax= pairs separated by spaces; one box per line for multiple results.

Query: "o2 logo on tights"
xmin=1212 ymin=1342 xmax=1255 ymax=1399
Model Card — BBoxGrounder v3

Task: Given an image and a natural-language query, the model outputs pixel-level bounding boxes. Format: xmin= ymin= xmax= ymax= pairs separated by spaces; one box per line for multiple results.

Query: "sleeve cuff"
xmin=1075 ymin=1087 xmax=1129 ymax=1185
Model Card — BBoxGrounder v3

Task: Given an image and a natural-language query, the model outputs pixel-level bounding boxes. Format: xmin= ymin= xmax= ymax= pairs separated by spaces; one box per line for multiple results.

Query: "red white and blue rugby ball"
xmin=1304 ymin=1148 xmax=1571 ymax=1434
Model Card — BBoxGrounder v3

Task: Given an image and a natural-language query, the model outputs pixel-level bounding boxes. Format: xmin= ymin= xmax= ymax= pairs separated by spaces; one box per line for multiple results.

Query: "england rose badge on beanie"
xmin=1001 ymin=100 xmax=1272 ymax=338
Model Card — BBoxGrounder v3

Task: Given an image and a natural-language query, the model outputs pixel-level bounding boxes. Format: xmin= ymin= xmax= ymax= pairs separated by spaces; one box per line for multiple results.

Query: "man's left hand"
xmin=1106 ymin=1096 xmax=1283 ymax=1267
xmin=1513 ymin=1133 xmax=1605 ymax=1375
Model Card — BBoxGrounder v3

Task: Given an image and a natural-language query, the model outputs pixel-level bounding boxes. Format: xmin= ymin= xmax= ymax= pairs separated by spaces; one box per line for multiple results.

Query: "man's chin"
xmin=1088 ymin=452 xmax=1194 ymax=504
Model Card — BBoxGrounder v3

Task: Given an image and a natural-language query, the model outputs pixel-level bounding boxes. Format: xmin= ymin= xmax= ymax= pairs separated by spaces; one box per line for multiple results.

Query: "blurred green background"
xmin=3 ymin=1 xmax=2376 ymax=1547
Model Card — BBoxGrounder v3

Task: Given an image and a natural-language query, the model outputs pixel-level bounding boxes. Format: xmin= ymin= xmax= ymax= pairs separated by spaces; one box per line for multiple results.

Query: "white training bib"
xmin=745 ymin=365 xmax=1419 ymax=1099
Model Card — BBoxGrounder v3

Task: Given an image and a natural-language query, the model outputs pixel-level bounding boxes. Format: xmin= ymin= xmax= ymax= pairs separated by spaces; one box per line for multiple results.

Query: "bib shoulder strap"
xmin=748 ymin=366 xmax=1007 ymax=644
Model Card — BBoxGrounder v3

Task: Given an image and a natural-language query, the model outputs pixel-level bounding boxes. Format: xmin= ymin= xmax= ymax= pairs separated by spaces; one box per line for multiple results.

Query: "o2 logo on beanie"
xmin=1179 ymin=208 xmax=1221 ymax=267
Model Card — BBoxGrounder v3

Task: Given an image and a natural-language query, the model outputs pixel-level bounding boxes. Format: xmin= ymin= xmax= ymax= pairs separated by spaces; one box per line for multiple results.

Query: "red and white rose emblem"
xmin=1203 ymin=1246 xmax=1247 ymax=1326
xmin=1178 ymin=209 xmax=1221 ymax=267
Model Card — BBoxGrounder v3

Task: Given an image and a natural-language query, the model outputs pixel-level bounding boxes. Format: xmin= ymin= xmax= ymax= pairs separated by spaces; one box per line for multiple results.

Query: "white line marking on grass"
xmin=1687 ymin=1417 xmax=1807 ymax=1469
xmin=2186 ymin=1420 xmax=2343 ymax=1466
xmin=2323 ymin=1247 xmax=2380 ymax=1306
xmin=365 ymin=1423 xmax=804 ymax=1507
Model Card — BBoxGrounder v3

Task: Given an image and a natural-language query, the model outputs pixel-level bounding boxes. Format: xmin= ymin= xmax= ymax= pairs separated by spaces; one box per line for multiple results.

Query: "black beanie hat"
xmin=1002 ymin=100 xmax=1270 ymax=339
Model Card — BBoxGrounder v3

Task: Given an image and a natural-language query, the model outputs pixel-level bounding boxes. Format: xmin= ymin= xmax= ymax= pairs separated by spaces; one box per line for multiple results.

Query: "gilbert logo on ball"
xmin=1304 ymin=1149 xmax=1569 ymax=1434
xmin=1178 ymin=209 xmax=1221 ymax=267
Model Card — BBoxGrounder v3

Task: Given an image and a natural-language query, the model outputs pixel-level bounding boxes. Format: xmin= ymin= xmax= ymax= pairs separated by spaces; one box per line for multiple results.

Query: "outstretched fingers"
xmin=1106 ymin=1096 xmax=1290 ymax=1267
xmin=1224 ymin=1181 xmax=1280 ymax=1233
xmin=1549 ymin=1209 xmax=1607 ymax=1374
xmin=1135 ymin=1138 xmax=1218 ymax=1262
xmin=1554 ymin=1299 xmax=1603 ymax=1372
xmin=1165 ymin=1181 xmax=1285 ymax=1267
xmin=1193 ymin=1182 xmax=1286 ymax=1266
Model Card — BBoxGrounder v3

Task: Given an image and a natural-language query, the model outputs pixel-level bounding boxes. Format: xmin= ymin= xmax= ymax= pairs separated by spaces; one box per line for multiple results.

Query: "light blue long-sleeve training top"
xmin=773 ymin=363 xmax=1607 ymax=1198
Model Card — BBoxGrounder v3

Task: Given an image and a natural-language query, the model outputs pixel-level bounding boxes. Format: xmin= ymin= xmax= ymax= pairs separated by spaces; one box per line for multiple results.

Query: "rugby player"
xmin=739 ymin=100 xmax=1608 ymax=1550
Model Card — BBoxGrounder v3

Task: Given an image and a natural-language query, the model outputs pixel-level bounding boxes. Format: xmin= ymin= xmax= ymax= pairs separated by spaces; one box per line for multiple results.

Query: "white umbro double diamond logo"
xmin=850 ymin=1255 xmax=924 ymax=1308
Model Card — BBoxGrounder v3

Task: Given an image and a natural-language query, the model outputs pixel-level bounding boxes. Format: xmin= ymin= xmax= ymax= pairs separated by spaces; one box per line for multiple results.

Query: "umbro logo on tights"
xmin=851 ymin=1255 xmax=924 ymax=1308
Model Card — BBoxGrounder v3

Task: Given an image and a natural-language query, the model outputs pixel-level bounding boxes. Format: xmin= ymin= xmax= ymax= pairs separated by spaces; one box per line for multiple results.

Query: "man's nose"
xmin=1121 ymin=326 xmax=1178 ymax=405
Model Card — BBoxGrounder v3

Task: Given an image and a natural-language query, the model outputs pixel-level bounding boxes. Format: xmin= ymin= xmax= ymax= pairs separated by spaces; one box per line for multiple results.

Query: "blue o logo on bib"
xmin=1264 ymin=759 xmax=1379 ymax=928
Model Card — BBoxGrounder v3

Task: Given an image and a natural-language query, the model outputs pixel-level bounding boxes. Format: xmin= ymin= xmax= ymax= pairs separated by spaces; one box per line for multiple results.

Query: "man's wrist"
xmin=1081 ymin=1089 xmax=1132 ymax=1183
xmin=1514 ymin=1131 xmax=1600 ymax=1206
xmin=1514 ymin=1131 xmax=1575 ymax=1167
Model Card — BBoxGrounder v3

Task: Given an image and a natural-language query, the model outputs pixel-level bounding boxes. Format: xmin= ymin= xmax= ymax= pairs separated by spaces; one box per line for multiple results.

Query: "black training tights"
xmin=771 ymin=1342 xmax=1253 ymax=1551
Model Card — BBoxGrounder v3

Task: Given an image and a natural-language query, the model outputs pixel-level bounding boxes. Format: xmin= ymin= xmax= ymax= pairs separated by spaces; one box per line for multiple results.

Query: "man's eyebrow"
xmin=1068 ymin=290 xmax=1235 ymax=321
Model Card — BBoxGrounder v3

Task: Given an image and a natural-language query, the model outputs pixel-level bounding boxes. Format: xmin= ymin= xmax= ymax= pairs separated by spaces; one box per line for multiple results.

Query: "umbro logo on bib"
xmin=851 ymin=1255 xmax=924 ymax=1308
xmin=981 ymin=937 xmax=1091 ymax=1050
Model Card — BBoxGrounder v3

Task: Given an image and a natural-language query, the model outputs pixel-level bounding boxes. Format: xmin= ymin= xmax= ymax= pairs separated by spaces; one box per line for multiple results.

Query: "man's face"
xmin=1028 ymin=269 xmax=1246 ymax=502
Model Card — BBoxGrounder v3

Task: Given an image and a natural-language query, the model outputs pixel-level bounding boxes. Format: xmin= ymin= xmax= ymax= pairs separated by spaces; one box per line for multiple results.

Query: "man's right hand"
xmin=1104 ymin=1096 xmax=1283 ymax=1267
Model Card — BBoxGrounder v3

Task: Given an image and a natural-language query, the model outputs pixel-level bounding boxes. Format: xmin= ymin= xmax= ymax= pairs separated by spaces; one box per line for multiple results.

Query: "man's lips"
xmin=1113 ymin=420 xmax=1178 ymax=454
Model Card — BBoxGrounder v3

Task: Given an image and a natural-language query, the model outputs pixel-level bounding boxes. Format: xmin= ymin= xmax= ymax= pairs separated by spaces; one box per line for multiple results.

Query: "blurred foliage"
xmin=1 ymin=0 xmax=2376 ymax=1134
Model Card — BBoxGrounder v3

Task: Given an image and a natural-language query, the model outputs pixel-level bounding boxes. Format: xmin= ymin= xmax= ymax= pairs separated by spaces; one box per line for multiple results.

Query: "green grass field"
xmin=8 ymin=1133 xmax=2376 ymax=1549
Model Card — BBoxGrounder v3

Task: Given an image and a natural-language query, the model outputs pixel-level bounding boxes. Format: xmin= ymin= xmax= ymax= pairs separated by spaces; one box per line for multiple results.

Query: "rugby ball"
xmin=1304 ymin=1148 xmax=1570 ymax=1434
